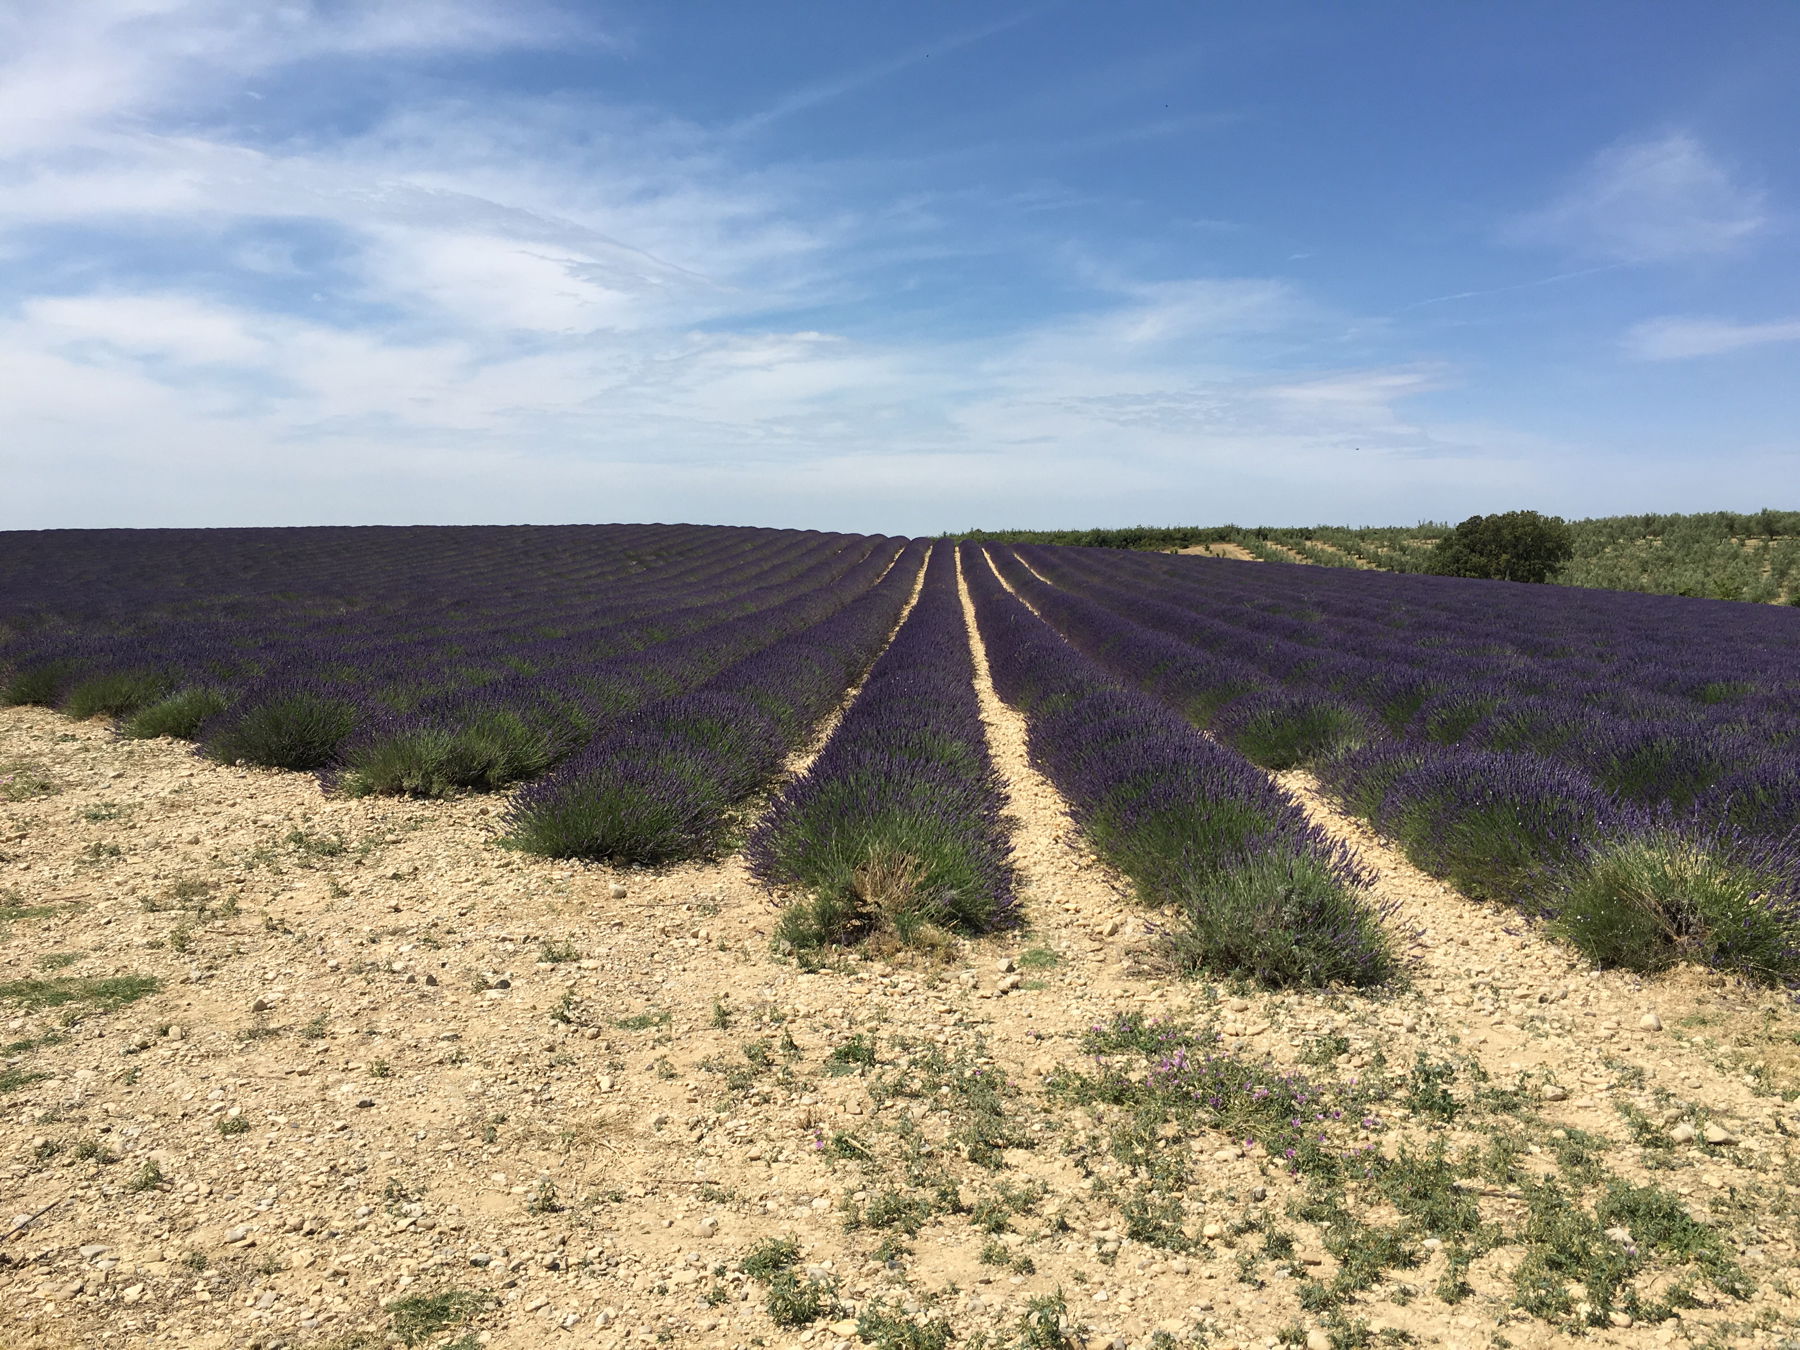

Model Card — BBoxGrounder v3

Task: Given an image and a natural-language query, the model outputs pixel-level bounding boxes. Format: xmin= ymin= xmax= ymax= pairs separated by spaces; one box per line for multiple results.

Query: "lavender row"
xmin=503 ymin=543 xmax=929 ymax=863
xmin=995 ymin=546 xmax=1800 ymax=985
xmin=746 ymin=545 xmax=1016 ymax=949
xmin=962 ymin=545 xmax=1393 ymax=988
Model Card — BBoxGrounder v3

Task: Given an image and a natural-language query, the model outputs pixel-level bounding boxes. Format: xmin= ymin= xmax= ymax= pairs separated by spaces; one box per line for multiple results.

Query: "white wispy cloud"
xmin=1623 ymin=314 xmax=1800 ymax=361
xmin=731 ymin=9 xmax=1038 ymax=136
xmin=0 ymin=0 xmax=588 ymax=153
xmin=1509 ymin=131 xmax=1769 ymax=262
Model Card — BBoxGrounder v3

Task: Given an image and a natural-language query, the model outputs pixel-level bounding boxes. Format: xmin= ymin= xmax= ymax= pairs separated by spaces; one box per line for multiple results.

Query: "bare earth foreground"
xmin=1 ymin=694 xmax=1797 ymax=1350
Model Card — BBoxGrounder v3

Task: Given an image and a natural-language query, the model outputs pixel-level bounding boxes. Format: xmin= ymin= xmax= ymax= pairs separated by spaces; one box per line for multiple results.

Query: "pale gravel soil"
xmin=0 ymin=679 xmax=1797 ymax=1350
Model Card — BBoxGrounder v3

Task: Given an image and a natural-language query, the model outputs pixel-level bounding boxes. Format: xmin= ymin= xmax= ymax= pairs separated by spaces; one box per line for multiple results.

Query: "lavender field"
xmin=3 ymin=523 xmax=1798 ymax=988
xmin=8 ymin=523 xmax=1800 ymax=1350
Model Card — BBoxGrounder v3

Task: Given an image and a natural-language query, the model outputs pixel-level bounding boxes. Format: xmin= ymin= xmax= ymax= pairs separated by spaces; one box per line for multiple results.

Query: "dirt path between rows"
xmin=1 ymin=691 xmax=1796 ymax=1350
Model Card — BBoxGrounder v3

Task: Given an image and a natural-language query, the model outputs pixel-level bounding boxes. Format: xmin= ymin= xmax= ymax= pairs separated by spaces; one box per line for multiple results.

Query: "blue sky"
xmin=2 ymin=0 xmax=1795 ymax=533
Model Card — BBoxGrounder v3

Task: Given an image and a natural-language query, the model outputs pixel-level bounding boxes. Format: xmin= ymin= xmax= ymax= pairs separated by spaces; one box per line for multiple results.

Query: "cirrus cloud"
xmin=1623 ymin=314 xmax=1800 ymax=361
xmin=1509 ymin=132 xmax=1768 ymax=263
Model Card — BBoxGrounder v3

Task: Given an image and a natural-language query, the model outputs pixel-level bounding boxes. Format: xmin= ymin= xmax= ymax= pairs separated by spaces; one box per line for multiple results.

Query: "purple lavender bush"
xmin=1548 ymin=828 xmax=1800 ymax=985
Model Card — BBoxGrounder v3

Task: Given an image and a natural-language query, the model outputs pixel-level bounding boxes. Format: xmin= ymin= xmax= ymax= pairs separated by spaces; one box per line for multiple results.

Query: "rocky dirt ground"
xmin=2 ymin=637 xmax=1798 ymax=1350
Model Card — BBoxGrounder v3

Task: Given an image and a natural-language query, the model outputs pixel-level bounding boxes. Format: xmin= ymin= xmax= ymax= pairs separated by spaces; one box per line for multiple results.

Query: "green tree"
xmin=1427 ymin=510 xmax=1575 ymax=584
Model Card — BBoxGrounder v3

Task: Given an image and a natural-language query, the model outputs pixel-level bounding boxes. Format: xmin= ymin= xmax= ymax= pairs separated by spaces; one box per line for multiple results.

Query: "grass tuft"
xmin=386 ymin=1288 xmax=496 ymax=1347
xmin=0 ymin=974 xmax=160 ymax=1014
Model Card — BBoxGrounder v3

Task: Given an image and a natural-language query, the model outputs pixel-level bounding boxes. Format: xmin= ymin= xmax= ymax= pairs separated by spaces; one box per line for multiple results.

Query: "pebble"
xmin=1670 ymin=1123 xmax=1697 ymax=1143
xmin=1639 ymin=1012 xmax=1662 ymax=1031
xmin=609 ymin=882 xmax=627 ymax=899
xmin=1609 ymin=1311 xmax=1634 ymax=1328
xmin=1541 ymin=1084 xmax=1568 ymax=1101
xmin=696 ymin=1216 xmax=719 ymax=1237
xmin=1703 ymin=1123 xmax=1737 ymax=1145
xmin=1307 ymin=1332 xmax=1332 ymax=1350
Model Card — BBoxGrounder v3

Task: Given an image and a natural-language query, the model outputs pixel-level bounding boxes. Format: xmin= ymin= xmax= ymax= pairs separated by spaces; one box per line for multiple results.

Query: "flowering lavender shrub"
xmin=1210 ymin=690 xmax=1373 ymax=770
xmin=121 ymin=687 xmax=230 ymax=741
xmin=58 ymin=668 xmax=176 ymax=722
xmin=1549 ymin=829 xmax=1800 ymax=983
xmin=1348 ymin=747 xmax=1629 ymax=909
xmin=199 ymin=684 xmax=362 ymax=771
xmin=1012 ymin=541 xmax=1800 ymax=829
xmin=964 ymin=546 xmax=1393 ymax=988
xmin=748 ymin=546 xmax=1015 ymax=949
xmin=1701 ymin=758 xmax=1800 ymax=840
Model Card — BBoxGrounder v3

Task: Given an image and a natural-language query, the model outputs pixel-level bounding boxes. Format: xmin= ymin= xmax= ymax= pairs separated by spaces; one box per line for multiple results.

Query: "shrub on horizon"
xmin=1426 ymin=510 xmax=1575 ymax=584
